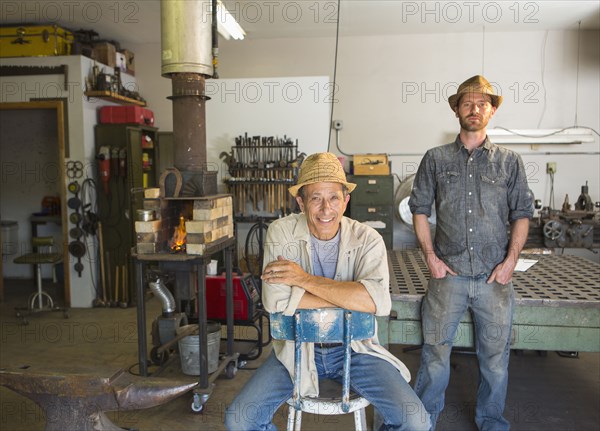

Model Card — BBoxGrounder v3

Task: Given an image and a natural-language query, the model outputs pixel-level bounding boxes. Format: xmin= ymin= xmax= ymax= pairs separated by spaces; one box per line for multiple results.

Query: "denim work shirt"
xmin=262 ymin=213 xmax=411 ymax=397
xmin=409 ymin=136 xmax=534 ymax=276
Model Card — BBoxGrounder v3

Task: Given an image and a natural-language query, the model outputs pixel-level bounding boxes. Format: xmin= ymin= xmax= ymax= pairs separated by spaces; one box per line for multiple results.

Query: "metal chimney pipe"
xmin=161 ymin=0 xmax=213 ymax=175
xmin=161 ymin=0 xmax=213 ymax=76
xmin=170 ymin=73 xmax=208 ymax=172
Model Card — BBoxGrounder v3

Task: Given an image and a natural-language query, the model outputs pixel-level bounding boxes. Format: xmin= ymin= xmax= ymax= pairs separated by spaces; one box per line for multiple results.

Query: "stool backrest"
xmin=32 ymin=236 xmax=55 ymax=253
xmin=270 ymin=308 xmax=375 ymax=412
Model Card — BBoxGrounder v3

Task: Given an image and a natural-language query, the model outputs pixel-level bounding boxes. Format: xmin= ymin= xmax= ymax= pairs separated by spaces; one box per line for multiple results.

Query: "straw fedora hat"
xmin=448 ymin=75 xmax=503 ymax=111
xmin=288 ymin=152 xmax=356 ymax=197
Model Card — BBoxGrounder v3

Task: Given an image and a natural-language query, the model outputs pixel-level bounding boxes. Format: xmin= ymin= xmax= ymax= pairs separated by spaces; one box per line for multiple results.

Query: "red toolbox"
xmin=99 ymin=106 xmax=154 ymax=125
xmin=206 ymin=273 xmax=259 ymax=322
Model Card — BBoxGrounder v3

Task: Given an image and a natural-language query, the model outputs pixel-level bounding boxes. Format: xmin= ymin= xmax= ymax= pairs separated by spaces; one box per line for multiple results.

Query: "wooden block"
xmin=187 ymin=232 xmax=212 ymax=244
xmin=186 ymin=219 xmax=214 ymax=234
xmin=193 ymin=196 xmax=232 ymax=210
xmin=214 ymin=215 xmax=231 ymax=228
xmin=136 ymin=232 xmax=162 ymax=243
xmin=186 ymin=243 xmax=207 ymax=255
xmin=192 ymin=207 xmax=223 ymax=221
xmin=187 ymin=223 xmax=234 ymax=245
xmin=137 ymin=243 xmax=158 ymax=254
xmin=135 ymin=220 xmax=161 ymax=233
xmin=144 ymin=188 xmax=160 ymax=198
xmin=222 ymin=196 xmax=233 ymax=207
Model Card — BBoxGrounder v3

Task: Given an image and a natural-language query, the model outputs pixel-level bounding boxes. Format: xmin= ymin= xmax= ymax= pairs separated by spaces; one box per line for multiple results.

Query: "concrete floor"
xmin=1 ymin=279 xmax=598 ymax=431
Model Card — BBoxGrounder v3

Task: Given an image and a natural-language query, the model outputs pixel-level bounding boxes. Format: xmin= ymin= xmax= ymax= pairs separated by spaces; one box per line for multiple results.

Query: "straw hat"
xmin=288 ymin=152 xmax=356 ymax=197
xmin=448 ymin=75 xmax=503 ymax=111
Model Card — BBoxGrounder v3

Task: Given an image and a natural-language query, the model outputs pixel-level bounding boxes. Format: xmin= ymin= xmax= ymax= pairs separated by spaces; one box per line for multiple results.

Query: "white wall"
xmin=131 ymin=30 xmax=600 ymax=209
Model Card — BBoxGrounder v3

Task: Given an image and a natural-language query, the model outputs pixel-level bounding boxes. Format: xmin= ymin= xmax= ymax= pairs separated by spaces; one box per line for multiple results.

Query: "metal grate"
xmin=388 ymin=249 xmax=600 ymax=305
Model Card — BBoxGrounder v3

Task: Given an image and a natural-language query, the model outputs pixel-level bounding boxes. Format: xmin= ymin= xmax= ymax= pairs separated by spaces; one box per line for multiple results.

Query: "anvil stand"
xmin=133 ymin=237 xmax=239 ymax=413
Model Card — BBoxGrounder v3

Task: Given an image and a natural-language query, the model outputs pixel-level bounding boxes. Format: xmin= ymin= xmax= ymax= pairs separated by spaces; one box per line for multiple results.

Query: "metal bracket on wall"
xmin=0 ymin=64 xmax=69 ymax=90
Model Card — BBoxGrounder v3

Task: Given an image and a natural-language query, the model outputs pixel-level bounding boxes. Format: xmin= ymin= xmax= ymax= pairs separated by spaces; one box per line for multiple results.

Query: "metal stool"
xmin=270 ymin=308 xmax=374 ymax=431
xmin=13 ymin=236 xmax=66 ymax=323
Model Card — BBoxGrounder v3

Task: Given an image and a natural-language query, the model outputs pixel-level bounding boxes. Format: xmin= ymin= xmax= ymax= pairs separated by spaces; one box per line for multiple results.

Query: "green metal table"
xmin=378 ymin=250 xmax=600 ymax=352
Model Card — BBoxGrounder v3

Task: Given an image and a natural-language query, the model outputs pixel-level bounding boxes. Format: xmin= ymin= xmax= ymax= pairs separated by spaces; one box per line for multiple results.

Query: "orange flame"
xmin=170 ymin=215 xmax=187 ymax=252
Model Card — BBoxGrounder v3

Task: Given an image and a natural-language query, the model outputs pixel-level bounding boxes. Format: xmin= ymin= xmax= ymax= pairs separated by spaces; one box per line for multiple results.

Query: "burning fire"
xmin=170 ymin=215 xmax=187 ymax=252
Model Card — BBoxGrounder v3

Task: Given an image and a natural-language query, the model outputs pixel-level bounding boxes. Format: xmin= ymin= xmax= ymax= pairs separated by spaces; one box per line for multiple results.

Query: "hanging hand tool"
xmin=120 ymin=264 xmax=128 ymax=308
xmin=118 ymin=148 xmax=127 ymax=178
xmin=114 ymin=265 xmax=120 ymax=308
xmin=96 ymin=146 xmax=111 ymax=194
xmin=110 ymin=147 xmax=120 ymax=180
xmin=97 ymin=221 xmax=107 ymax=307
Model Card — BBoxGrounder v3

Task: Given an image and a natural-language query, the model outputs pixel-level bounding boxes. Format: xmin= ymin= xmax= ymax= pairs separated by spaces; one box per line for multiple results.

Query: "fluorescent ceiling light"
xmin=487 ymin=128 xmax=595 ymax=144
xmin=215 ymin=0 xmax=245 ymax=40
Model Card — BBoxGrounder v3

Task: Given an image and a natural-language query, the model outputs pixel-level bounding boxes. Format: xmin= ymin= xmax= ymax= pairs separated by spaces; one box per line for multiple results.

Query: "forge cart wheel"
xmin=225 ymin=361 xmax=238 ymax=379
xmin=150 ymin=347 xmax=169 ymax=365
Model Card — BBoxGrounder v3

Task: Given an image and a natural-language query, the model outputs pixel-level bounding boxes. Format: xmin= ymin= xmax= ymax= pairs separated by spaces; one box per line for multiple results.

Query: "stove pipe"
xmin=161 ymin=0 xmax=216 ymax=195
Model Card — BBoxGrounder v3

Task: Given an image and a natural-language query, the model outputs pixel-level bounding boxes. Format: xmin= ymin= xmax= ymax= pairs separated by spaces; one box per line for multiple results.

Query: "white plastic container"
xmin=207 ymin=259 xmax=218 ymax=275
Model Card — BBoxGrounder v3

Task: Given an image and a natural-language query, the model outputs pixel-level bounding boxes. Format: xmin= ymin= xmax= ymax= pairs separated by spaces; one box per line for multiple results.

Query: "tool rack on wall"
xmin=222 ymin=134 xmax=303 ymax=219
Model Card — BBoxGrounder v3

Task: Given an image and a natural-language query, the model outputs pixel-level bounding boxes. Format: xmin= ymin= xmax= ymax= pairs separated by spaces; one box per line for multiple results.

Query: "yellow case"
xmin=353 ymin=154 xmax=390 ymax=175
xmin=0 ymin=25 xmax=74 ymax=57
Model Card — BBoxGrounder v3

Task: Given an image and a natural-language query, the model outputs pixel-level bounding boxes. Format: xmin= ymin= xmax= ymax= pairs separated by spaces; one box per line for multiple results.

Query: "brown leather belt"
xmin=315 ymin=343 xmax=343 ymax=348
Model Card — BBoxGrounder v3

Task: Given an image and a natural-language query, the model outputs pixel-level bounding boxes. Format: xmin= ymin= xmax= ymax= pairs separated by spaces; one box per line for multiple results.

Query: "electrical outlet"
xmin=547 ymin=162 xmax=557 ymax=174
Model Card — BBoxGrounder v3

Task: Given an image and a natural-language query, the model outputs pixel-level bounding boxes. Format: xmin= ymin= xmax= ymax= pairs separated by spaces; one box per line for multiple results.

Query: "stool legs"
xmin=354 ymin=408 xmax=367 ymax=430
xmin=286 ymin=407 xmax=302 ymax=431
xmin=29 ymin=264 xmax=54 ymax=311
xmin=287 ymin=405 xmax=367 ymax=431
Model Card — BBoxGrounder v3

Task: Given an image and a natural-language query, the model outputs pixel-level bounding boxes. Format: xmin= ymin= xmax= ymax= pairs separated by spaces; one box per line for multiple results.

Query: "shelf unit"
xmin=94 ymin=124 xmax=161 ymax=304
xmin=224 ymin=142 xmax=299 ymax=217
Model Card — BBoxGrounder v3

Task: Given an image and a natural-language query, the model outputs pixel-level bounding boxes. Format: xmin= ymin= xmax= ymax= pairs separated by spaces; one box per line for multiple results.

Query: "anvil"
xmin=0 ymin=365 xmax=197 ymax=431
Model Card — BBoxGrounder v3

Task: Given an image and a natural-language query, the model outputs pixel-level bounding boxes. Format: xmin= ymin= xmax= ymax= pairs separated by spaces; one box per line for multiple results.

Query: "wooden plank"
xmin=84 ymin=91 xmax=146 ymax=106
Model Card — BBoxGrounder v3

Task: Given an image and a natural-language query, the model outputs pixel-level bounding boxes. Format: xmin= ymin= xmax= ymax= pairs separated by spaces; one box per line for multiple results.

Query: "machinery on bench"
xmin=528 ymin=181 xmax=600 ymax=250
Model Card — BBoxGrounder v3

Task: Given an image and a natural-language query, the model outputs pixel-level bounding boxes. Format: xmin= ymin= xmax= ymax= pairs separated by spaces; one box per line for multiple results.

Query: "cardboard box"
xmin=92 ymin=42 xmax=116 ymax=67
xmin=353 ymin=154 xmax=390 ymax=175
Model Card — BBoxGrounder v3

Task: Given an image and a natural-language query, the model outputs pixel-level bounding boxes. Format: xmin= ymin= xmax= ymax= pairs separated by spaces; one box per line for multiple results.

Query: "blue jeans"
xmin=414 ymin=274 xmax=515 ymax=431
xmin=225 ymin=346 xmax=431 ymax=430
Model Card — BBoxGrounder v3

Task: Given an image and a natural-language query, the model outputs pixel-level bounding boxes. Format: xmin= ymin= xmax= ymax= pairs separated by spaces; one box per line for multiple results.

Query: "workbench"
xmin=379 ymin=249 xmax=600 ymax=352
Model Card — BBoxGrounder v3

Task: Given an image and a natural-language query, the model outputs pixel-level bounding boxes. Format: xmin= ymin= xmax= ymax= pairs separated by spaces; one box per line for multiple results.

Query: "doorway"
xmin=0 ymin=101 xmax=70 ymax=305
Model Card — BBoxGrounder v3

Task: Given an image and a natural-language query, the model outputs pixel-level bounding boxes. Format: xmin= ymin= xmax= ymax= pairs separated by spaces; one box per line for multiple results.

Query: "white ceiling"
xmin=1 ymin=1 xmax=599 ymax=45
